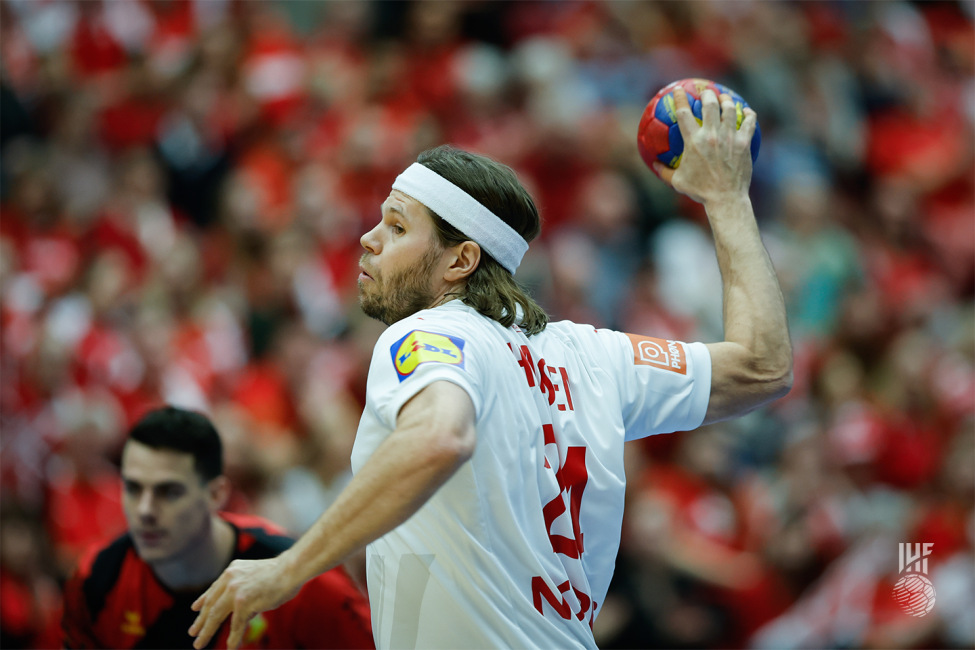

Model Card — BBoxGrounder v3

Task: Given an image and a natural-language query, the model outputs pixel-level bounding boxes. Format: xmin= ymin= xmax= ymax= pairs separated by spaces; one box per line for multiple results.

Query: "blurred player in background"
xmin=190 ymin=88 xmax=791 ymax=650
xmin=61 ymin=406 xmax=374 ymax=649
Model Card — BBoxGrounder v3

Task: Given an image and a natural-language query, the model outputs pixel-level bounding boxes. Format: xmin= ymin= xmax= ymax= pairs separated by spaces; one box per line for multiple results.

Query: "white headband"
xmin=392 ymin=163 xmax=529 ymax=274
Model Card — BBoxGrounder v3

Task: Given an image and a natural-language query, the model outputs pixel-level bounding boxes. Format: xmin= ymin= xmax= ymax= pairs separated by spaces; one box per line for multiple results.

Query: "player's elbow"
xmin=758 ymin=349 xmax=793 ymax=402
xmin=770 ymin=366 xmax=793 ymax=401
xmin=427 ymin=423 xmax=476 ymax=470
xmin=446 ymin=428 xmax=476 ymax=465
xmin=738 ymin=341 xmax=792 ymax=398
xmin=703 ymin=343 xmax=793 ymax=425
xmin=776 ymin=340 xmax=794 ymax=395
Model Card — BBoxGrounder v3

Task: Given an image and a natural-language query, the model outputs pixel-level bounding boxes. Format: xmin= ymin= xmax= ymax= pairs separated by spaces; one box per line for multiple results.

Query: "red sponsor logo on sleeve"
xmin=624 ymin=334 xmax=687 ymax=375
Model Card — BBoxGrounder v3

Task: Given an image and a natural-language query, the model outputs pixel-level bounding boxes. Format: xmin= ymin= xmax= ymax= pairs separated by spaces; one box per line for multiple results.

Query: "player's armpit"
xmin=701 ymin=341 xmax=792 ymax=425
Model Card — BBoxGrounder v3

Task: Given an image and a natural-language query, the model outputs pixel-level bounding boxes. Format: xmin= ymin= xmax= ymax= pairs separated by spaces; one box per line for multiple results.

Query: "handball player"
xmin=190 ymin=87 xmax=792 ymax=649
xmin=61 ymin=406 xmax=374 ymax=649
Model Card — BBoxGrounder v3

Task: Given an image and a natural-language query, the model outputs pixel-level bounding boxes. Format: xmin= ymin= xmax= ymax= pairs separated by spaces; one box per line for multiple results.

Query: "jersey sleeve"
xmin=366 ymin=318 xmax=483 ymax=429
xmin=601 ymin=331 xmax=711 ymax=440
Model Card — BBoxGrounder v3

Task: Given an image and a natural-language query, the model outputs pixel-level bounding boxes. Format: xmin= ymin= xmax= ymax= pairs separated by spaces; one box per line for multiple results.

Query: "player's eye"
xmin=156 ymin=484 xmax=185 ymax=500
xmin=123 ymin=481 xmax=141 ymax=497
xmin=392 ymin=224 xmax=405 ymax=234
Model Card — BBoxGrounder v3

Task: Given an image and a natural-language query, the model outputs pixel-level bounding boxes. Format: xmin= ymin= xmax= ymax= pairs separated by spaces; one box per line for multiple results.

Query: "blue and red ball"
xmin=637 ymin=78 xmax=761 ymax=174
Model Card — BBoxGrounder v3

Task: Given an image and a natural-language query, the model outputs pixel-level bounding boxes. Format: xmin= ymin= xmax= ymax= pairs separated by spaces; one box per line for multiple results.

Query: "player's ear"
xmin=207 ymin=476 xmax=231 ymax=511
xmin=443 ymin=241 xmax=481 ymax=283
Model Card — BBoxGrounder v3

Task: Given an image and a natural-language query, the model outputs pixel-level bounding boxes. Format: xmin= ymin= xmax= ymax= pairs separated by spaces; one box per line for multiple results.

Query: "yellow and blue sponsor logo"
xmin=390 ymin=330 xmax=465 ymax=382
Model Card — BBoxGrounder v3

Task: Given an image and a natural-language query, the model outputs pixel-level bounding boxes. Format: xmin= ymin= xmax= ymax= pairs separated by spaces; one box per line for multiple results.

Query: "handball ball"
xmin=637 ymin=78 xmax=761 ymax=174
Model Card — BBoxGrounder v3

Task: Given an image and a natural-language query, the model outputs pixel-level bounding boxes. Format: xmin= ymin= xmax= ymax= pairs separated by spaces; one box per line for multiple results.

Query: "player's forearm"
xmin=276 ymin=419 xmax=472 ymax=592
xmin=706 ymin=194 xmax=792 ymax=383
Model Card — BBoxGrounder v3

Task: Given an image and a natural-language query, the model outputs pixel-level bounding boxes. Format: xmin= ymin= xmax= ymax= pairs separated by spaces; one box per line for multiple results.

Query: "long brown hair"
xmin=417 ymin=146 xmax=549 ymax=336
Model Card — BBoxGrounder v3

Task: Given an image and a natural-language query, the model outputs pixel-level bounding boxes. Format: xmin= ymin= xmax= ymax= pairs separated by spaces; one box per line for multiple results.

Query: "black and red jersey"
xmin=62 ymin=513 xmax=374 ymax=649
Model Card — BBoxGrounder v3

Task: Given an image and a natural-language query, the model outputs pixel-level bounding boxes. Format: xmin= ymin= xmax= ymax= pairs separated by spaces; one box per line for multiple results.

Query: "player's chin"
xmin=132 ymin=533 xmax=173 ymax=562
xmin=357 ymin=283 xmax=373 ymax=304
xmin=358 ymin=292 xmax=384 ymax=321
xmin=358 ymin=278 xmax=379 ymax=296
xmin=133 ymin=541 xmax=172 ymax=563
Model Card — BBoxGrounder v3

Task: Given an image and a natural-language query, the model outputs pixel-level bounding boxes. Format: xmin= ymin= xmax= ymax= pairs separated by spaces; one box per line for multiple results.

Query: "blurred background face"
xmin=120 ymin=441 xmax=215 ymax=565
xmin=0 ymin=516 xmax=41 ymax=579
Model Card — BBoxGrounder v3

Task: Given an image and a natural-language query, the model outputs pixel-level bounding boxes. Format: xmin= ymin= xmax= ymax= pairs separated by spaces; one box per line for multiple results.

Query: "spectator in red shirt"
xmin=62 ymin=406 xmax=374 ymax=649
xmin=0 ymin=505 xmax=62 ymax=650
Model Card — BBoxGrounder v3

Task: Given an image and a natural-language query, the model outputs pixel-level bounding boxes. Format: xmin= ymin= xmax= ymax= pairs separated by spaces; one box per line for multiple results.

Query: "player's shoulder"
xmin=543 ymin=319 xmax=605 ymax=340
xmin=376 ymin=302 xmax=481 ymax=347
xmin=539 ymin=320 xmax=627 ymax=357
xmin=374 ymin=304 xmax=481 ymax=374
xmin=221 ymin=512 xmax=295 ymax=559
xmin=74 ymin=532 xmax=134 ymax=582
xmin=70 ymin=533 xmax=137 ymax=619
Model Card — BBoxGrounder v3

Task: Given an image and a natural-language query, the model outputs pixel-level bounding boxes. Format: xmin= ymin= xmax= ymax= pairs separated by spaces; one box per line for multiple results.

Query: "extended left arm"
xmin=190 ymin=381 xmax=476 ymax=649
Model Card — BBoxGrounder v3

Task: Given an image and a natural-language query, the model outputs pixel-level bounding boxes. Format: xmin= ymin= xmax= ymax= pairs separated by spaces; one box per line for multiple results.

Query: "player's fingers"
xmin=719 ymin=93 xmax=736 ymax=134
xmin=700 ymin=89 xmax=720 ymax=130
xmin=189 ymin=578 xmax=225 ymax=633
xmin=226 ymin=606 xmax=254 ymax=650
xmin=738 ymin=107 xmax=758 ymax=141
xmin=672 ymin=87 xmax=699 ymax=139
xmin=736 ymin=108 xmax=757 ymax=153
xmin=652 ymin=162 xmax=675 ymax=185
xmin=192 ymin=595 xmax=231 ymax=650
xmin=191 ymin=571 xmax=224 ymax=612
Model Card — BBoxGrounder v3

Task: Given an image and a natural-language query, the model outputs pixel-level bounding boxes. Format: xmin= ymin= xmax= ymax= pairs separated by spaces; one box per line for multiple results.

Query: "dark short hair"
xmin=417 ymin=145 xmax=549 ymax=335
xmin=127 ymin=406 xmax=223 ymax=482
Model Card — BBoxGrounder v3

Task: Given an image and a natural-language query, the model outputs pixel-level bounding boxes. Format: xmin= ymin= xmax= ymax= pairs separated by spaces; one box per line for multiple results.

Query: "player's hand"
xmin=188 ymin=556 xmax=300 ymax=650
xmin=653 ymin=87 xmax=758 ymax=205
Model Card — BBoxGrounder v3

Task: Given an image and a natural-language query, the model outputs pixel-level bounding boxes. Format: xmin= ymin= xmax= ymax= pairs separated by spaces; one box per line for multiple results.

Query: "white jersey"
xmin=351 ymin=300 xmax=711 ymax=649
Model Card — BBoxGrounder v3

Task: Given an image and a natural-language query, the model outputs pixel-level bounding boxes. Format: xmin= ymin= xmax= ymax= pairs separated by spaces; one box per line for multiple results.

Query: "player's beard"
xmin=358 ymin=245 xmax=443 ymax=325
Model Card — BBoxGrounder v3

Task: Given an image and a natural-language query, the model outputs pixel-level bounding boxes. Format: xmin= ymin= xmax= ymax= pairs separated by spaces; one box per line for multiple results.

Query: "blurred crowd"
xmin=1 ymin=1 xmax=973 ymax=648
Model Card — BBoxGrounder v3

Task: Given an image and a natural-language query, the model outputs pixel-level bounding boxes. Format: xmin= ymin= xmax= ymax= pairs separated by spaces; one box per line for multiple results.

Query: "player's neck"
xmin=428 ymin=283 xmax=465 ymax=310
xmin=150 ymin=516 xmax=236 ymax=593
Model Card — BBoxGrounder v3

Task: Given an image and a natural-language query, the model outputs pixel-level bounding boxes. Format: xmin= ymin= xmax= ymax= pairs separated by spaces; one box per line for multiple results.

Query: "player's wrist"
xmin=702 ymin=190 xmax=752 ymax=212
xmin=274 ymin=549 xmax=306 ymax=592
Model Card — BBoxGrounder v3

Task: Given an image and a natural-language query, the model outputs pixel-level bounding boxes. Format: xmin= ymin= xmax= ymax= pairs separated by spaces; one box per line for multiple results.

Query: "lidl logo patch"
xmin=391 ymin=330 xmax=465 ymax=381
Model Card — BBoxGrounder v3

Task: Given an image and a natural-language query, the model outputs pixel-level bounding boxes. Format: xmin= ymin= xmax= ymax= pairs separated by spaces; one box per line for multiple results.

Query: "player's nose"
xmin=137 ymin=490 xmax=155 ymax=518
xmin=360 ymin=223 xmax=382 ymax=255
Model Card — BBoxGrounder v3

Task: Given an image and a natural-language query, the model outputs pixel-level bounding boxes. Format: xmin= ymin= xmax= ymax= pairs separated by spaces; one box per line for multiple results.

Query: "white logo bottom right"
xmin=895 ymin=542 xmax=936 ymax=617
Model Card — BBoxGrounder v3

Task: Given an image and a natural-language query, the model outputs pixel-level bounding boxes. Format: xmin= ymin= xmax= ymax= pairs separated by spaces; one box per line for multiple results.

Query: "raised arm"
xmin=189 ymin=381 xmax=476 ymax=649
xmin=654 ymin=87 xmax=792 ymax=425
